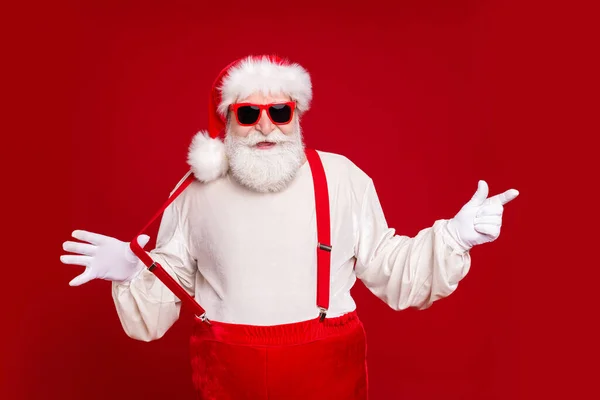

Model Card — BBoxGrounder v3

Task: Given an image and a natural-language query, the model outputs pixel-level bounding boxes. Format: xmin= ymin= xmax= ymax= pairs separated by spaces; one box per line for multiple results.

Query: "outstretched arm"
xmin=354 ymin=179 xmax=518 ymax=310
xmin=61 ymin=196 xmax=197 ymax=342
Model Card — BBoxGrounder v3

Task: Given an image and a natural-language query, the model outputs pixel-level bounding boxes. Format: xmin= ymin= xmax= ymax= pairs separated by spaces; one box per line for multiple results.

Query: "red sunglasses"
xmin=229 ymin=102 xmax=296 ymax=126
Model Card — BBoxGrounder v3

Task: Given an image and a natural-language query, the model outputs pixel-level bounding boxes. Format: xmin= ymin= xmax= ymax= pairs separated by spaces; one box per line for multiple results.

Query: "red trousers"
xmin=189 ymin=310 xmax=369 ymax=399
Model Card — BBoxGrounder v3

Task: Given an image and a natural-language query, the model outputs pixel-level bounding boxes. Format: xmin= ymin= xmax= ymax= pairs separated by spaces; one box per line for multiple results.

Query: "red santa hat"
xmin=187 ymin=54 xmax=313 ymax=182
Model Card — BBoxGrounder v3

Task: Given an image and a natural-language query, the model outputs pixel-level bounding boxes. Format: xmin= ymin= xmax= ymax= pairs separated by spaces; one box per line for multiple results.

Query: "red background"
xmin=3 ymin=0 xmax=597 ymax=399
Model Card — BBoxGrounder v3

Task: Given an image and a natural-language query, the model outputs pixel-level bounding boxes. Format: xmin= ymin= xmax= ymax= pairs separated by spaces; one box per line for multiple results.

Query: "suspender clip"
xmin=318 ymin=243 xmax=332 ymax=252
xmin=196 ymin=312 xmax=211 ymax=325
xmin=318 ymin=307 xmax=327 ymax=322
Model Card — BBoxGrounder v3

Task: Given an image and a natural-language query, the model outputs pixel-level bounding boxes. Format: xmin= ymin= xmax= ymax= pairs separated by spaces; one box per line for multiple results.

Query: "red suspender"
xmin=128 ymin=171 xmax=208 ymax=321
xmin=129 ymin=149 xmax=332 ymax=324
xmin=305 ymin=149 xmax=332 ymax=321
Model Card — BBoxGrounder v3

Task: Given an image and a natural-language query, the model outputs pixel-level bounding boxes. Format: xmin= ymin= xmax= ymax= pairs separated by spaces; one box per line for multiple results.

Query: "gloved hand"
xmin=60 ymin=230 xmax=151 ymax=286
xmin=446 ymin=180 xmax=519 ymax=251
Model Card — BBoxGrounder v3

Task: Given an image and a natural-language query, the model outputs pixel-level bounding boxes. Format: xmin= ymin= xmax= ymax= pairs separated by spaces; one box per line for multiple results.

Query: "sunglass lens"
xmin=269 ymin=104 xmax=292 ymax=123
xmin=237 ymin=106 xmax=260 ymax=125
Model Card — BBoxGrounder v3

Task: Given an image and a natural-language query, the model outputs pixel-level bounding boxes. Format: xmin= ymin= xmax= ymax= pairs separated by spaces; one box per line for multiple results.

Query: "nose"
xmin=255 ymin=109 xmax=275 ymax=135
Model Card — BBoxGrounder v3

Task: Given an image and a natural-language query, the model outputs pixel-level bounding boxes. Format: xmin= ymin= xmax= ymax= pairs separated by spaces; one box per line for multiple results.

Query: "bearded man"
xmin=60 ymin=54 xmax=519 ymax=399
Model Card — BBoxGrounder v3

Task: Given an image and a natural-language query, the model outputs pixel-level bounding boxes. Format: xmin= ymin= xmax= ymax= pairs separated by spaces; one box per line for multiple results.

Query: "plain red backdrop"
xmin=2 ymin=0 xmax=598 ymax=399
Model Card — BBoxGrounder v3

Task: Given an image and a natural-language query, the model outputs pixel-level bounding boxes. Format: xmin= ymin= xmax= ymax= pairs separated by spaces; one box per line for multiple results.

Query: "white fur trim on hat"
xmin=187 ymin=130 xmax=228 ymax=182
xmin=216 ymin=56 xmax=312 ymax=118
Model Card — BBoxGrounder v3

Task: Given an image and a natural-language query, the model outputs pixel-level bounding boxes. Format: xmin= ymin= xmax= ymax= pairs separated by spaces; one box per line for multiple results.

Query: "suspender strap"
xmin=305 ymin=149 xmax=332 ymax=321
xmin=129 ymin=171 xmax=208 ymax=321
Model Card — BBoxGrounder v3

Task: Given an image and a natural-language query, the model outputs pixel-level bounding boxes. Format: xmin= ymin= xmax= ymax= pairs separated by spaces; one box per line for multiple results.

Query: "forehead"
xmin=237 ymin=92 xmax=291 ymax=104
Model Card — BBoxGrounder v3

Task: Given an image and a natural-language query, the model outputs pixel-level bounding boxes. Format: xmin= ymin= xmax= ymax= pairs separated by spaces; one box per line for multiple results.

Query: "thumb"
xmin=469 ymin=180 xmax=489 ymax=206
xmin=137 ymin=234 xmax=151 ymax=249
xmin=69 ymin=268 xmax=95 ymax=286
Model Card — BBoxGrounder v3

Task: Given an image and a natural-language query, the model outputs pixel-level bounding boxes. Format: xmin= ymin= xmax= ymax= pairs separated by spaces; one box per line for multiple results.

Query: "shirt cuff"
xmin=439 ymin=219 xmax=471 ymax=255
xmin=112 ymin=263 xmax=146 ymax=288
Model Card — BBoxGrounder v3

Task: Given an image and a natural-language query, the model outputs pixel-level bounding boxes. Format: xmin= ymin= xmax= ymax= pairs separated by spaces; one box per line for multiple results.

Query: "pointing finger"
xmin=497 ymin=189 xmax=519 ymax=205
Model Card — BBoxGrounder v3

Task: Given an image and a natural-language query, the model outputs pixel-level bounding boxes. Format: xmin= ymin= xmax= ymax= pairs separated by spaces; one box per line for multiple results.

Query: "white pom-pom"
xmin=187 ymin=130 xmax=228 ymax=182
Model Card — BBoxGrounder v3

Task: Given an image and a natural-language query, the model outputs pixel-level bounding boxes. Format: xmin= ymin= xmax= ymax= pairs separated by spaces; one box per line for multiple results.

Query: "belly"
xmin=194 ymin=200 xmax=320 ymax=324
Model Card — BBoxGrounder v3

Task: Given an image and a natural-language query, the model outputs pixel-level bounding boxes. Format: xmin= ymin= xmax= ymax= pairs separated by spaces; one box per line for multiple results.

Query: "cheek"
xmin=231 ymin=124 xmax=253 ymax=138
xmin=279 ymin=123 xmax=295 ymax=136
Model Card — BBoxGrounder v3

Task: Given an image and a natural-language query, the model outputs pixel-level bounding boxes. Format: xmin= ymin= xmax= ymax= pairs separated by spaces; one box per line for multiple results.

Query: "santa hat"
xmin=187 ymin=54 xmax=313 ymax=183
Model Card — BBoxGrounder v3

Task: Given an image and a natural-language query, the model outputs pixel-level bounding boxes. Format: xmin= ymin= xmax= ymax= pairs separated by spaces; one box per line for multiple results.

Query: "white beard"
xmin=224 ymin=119 xmax=305 ymax=193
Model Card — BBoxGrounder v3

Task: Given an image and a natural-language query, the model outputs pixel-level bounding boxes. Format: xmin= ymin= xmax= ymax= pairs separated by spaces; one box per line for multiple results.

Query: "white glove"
xmin=446 ymin=180 xmax=519 ymax=251
xmin=60 ymin=230 xmax=151 ymax=286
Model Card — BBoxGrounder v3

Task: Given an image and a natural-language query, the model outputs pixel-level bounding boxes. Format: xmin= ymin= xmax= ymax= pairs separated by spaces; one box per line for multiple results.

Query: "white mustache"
xmin=236 ymin=129 xmax=296 ymax=147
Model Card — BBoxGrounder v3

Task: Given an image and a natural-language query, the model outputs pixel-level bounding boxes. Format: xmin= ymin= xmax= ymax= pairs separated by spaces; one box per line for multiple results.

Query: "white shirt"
xmin=112 ymin=150 xmax=471 ymax=341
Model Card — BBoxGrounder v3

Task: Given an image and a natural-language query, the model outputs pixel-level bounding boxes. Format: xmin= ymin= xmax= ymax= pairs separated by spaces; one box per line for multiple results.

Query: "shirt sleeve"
xmin=111 ymin=197 xmax=197 ymax=341
xmin=353 ymin=179 xmax=472 ymax=310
